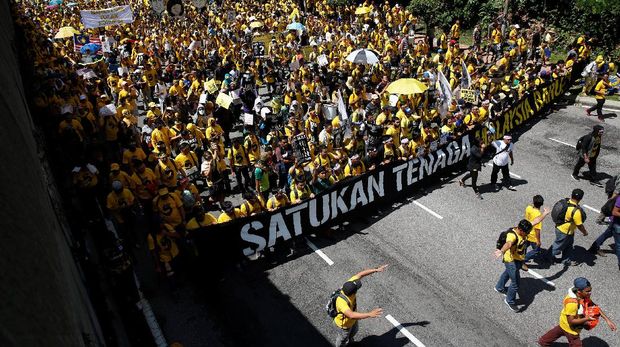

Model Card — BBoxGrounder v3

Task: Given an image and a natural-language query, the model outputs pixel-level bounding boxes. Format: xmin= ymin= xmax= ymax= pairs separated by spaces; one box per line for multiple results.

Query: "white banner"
xmin=80 ymin=6 xmax=134 ymax=29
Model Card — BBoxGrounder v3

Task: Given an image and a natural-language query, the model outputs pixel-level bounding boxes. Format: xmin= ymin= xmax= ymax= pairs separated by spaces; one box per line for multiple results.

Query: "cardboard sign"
xmin=205 ymin=79 xmax=218 ymax=94
xmin=317 ymin=54 xmax=328 ymax=67
xmin=80 ymin=5 xmax=134 ymax=29
xmin=215 ymin=92 xmax=233 ymax=109
xmin=461 ymin=88 xmax=477 ymax=104
xmin=244 ymin=113 xmax=254 ymax=125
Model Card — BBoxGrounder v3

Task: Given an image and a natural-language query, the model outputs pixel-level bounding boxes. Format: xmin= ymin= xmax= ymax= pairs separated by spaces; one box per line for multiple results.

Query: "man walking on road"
xmin=490 ymin=135 xmax=516 ymax=191
xmin=572 ymin=125 xmax=604 ymax=181
xmin=459 ymin=137 xmax=486 ymax=199
xmin=548 ymin=189 xmax=589 ymax=266
xmin=523 ymin=195 xmax=551 ymax=266
xmin=585 ymin=73 xmax=611 ymax=122
xmin=538 ymin=277 xmax=616 ymax=347
xmin=588 ymin=194 xmax=620 ymax=271
xmin=494 ymin=219 xmax=533 ymax=312
xmin=333 ymin=265 xmax=388 ymax=346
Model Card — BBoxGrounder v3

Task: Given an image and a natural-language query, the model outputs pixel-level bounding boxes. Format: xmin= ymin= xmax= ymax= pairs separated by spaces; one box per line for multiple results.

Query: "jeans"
xmin=572 ymin=156 xmax=597 ymax=179
xmin=550 ymin=228 xmax=574 ymax=264
xmin=586 ymin=98 xmax=605 ymax=117
xmin=335 ymin=321 xmax=358 ymax=347
xmin=462 ymin=169 xmax=479 ymax=193
xmin=594 ymin=222 xmax=620 ymax=265
xmin=495 ymin=261 xmax=521 ymax=305
xmin=538 ymin=325 xmax=582 ymax=347
xmin=524 ymin=241 xmax=542 ymax=262
xmin=490 ymin=163 xmax=511 ymax=187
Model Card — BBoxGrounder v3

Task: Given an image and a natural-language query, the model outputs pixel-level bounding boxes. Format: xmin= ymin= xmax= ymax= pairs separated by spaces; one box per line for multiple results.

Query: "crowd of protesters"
xmin=12 ymin=0 xmax=618 ymax=275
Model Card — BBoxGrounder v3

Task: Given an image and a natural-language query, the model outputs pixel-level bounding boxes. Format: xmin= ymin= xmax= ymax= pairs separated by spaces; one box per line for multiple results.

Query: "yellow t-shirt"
xmin=524 ymin=205 xmax=542 ymax=243
xmin=556 ymin=200 xmax=583 ymax=235
xmin=147 ymin=224 xmax=179 ymax=263
xmin=594 ymin=80 xmax=607 ymax=100
xmin=333 ymin=275 xmax=359 ymax=329
xmin=559 ymin=293 xmax=583 ymax=335
xmin=153 ymin=194 xmax=183 ymax=226
xmin=503 ymin=229 xmax=526 ymax=262
xmin=186 ymin=214 xmax=218 ymax=231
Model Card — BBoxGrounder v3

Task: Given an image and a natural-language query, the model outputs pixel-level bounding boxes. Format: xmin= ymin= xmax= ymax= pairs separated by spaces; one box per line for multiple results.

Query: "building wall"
xmin=0 ymin=2 xmax=103 ymax=346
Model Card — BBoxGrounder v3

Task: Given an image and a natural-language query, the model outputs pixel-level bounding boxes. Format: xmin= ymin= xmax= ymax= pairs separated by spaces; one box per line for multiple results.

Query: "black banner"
xmin=193 ymin=74 xmax=574 ymax=262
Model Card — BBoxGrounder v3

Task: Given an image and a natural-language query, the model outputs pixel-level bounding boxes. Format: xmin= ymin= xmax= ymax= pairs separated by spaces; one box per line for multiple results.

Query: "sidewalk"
xmin=575 ymin=95 xmax=620 ymax=111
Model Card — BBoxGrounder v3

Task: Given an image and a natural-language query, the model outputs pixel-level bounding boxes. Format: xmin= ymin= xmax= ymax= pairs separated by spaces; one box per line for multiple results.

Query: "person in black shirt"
xmin=459 ymin=137 xmax=486 ymax=199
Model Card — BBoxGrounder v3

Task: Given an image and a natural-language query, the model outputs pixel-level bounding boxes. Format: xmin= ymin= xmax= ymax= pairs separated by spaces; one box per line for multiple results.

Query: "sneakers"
xmin=476 ymin=192 xmax=482 ymax=200
xmin=504 ymin=298 xmax=520 ymax=312
xmin=458 ymin=179 xmax=465 ymax=187
xmin=507 ymin=186 xmax=517 ymax=191
xmin=495 ymin=184 xmax=502 ymax=191
xmin=494 ymin=286 xmax=507 ymax=295
xmin=571 ymin=174 xmax=579 ymax=181
xmin=521 ymin=263 xmax=529 ymax=271
xmin=564 ymin=260 xmax=580 ymax=267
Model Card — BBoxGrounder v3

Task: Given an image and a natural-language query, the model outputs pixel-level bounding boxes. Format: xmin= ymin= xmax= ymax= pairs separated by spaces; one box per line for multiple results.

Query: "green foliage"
xmin=327 ymin=0 xmax=354 ymax=7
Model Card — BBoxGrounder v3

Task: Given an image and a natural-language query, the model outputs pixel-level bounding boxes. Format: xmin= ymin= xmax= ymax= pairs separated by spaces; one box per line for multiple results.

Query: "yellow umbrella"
xmin=54 ymin=26 xmax=79 ymax=39
xmin=386 ymin=78 xmax=428 ymax=95
xmin=250 ymin=21 xmax=264 ymax=29
xmin=355 ymin=6 xmax=371 ymax=15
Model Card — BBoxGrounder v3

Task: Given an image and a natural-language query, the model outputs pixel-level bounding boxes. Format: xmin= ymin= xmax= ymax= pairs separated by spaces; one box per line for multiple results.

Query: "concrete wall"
xmin=0 ymin=2 xmax=103 ymax=346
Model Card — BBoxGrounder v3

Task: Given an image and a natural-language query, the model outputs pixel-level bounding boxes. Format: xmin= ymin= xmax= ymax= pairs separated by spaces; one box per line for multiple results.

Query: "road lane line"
xmin=305 ymin=238 xmax=334 ymax=266
xmin=509 ymin=172 xmax=522 ymax=179
xmin=549 ymin=138 xmax=575 ymax=148
xmin=582 ymin=204 xmax=600 ymax=214
xmin=385 ymin=314 xmax=426 ymax=347
xmin=413 ymin=201 xmax=443 ymax=219
xmin=527 ymin=269 xmax=556 ymax=287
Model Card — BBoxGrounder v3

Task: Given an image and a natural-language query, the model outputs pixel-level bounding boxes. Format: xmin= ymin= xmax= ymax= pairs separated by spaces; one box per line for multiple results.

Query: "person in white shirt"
xmin=491 ymin=134 xmax=516 ymax=191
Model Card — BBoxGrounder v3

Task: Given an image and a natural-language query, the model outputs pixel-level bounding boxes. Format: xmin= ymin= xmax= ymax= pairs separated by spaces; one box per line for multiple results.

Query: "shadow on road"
xmin=354 ymin=322 xmax=431 ymax=347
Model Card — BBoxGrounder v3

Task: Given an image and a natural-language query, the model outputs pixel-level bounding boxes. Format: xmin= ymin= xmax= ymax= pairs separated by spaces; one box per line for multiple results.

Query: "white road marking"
xmin=413 ymin=201 xmax=443 ymax=219
xmin=305 ymin=238 xmax=334 ymax=266
xmin=509 ymin=172 xmax=522 ymax=179
xmin=582 ymin=204 xmax=600 ymax=214
xmin=385 ymin=314 xmax=427 ymax=347
xmin=527 ymin=269 xmax=556 ymax=287
xmin=548 ymin=138 xmax=575 ymax=148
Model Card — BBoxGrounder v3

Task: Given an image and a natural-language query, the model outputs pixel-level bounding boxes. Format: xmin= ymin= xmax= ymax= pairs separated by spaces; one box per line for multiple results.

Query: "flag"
xmin=73 ymin=33 xmax=102 ymax=52
xmin=461 ymin=60 xmax=471 ymax=89
xmin=337 ymin=90 xmax=348 ymax=120
xmin=437 ymin=71 xmax=452 ymax=116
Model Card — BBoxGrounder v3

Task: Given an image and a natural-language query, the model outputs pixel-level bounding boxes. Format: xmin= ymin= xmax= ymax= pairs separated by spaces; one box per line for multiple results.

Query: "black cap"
xmin=342 ymin=279 xmax=362 ymax=296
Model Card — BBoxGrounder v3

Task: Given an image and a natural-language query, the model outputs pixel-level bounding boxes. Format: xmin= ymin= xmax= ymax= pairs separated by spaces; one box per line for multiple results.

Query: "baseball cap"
xmin=573 ymin=277 xmax=590 ymax=290
xmin=503 ymin=135 xmax=512 ymax=140
xmin=110 ymin=163 xmax=120 ymax=171
xmin=158 ymin=187 xmax=169 ymax=196
xmin=342 ymin=279 xmax=362 ymax=296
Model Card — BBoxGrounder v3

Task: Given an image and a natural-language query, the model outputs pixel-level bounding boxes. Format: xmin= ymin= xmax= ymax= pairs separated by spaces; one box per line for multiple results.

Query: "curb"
xmin=575 ymin=95 xmax=620 ymax=111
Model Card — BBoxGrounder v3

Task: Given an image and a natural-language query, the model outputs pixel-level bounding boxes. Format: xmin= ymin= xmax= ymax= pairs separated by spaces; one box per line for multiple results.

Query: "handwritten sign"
xmin=461 ymin=88 xmax=477 ymax=104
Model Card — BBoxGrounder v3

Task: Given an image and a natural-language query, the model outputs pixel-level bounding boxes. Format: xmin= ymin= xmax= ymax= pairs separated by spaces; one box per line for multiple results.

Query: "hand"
xmin=582 ymin=230 xmax=589 ymax=236
xmin=607 ymin=319 xmax=617 ymax=331
xmin=584 ymin=157 xmax=590 ymax=164
xmin=536 ymin=240 xmax=542 ymax=247
xmin=585 ymin=315 xmax=596 ymax=321
xmin=494 ymin=249 xmax=503 ymax=259
xmin=367 ymin=308 xmax=383 ymax=318
xmin=542 ymin=207 xmax=550 ymax=215
xmin=510 ymin=160 xmax=514 ymax=166
xmin=375 ymin=264 xmax=388 ymax=272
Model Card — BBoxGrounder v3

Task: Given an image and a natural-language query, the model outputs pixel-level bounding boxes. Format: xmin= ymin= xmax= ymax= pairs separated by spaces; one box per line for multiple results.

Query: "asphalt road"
xmin=136 ymin=101 xmax=620 ymax=347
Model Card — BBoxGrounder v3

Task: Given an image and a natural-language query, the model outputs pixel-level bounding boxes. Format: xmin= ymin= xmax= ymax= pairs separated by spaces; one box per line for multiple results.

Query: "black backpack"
xmin=326 ymin=289 xmax=351 ymax=318
xmin=551 ymin=198 xmax=586 ymax=226
xmin=575 ymin=134 xmax=589 ymax=151
xmin=605 ymin=175 xmax=618 ymax=196
xmin=496 ymin=229 xmax=516 ymax=250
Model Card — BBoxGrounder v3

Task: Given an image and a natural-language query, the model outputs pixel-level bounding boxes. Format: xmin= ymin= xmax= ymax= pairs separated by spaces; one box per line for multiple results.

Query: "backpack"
xmin=326 ymin=289 xmax=351 ymax=318
xmin=551 ymin=198 xmax=586 ymax=226
xmin=604 ymin=175 xmax=618 ymax=196
xmin=601 ymin=196 xmax=618 ymax=217
xmin=575 ymin=134 xmax=588 ymax=151
xmin=496 ymin=229 xmax=516 ymax=250
xmin=564 ymin=297 xmax=601 ymax=331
